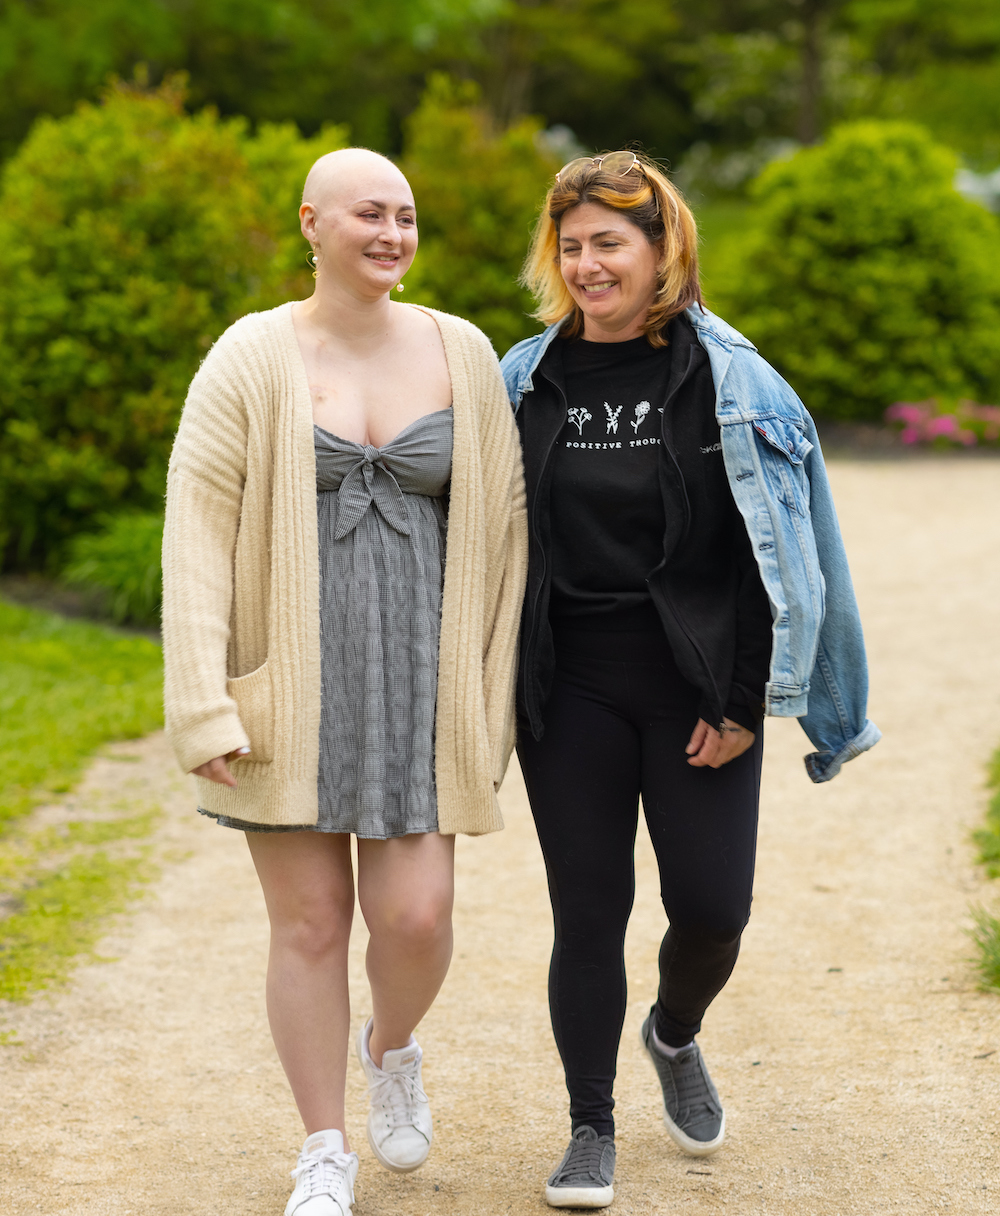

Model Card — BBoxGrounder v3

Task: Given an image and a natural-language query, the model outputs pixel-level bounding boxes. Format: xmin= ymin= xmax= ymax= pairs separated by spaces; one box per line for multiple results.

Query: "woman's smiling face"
xmin=558 ymin=201 xmax=661 ymax=342
xmin=299 ymin=153 xmax=418 ymax=300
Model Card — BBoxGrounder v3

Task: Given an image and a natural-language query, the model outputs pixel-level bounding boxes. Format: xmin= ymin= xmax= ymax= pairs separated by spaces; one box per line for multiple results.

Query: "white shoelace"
xmin=290 ymin=1147 xmax=354 ymax=1198
xmin=367 ymin=1067 xmax=427 ymax=1130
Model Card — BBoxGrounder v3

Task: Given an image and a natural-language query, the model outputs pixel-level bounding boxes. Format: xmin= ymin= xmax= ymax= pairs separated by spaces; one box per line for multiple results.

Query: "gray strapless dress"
xmin=202 ymin=408 xmax=453 ymax=838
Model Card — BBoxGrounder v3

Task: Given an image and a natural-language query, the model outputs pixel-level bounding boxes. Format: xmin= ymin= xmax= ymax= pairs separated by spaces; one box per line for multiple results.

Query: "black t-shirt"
xmin=549 ymin=335 xmax=670 ymax=626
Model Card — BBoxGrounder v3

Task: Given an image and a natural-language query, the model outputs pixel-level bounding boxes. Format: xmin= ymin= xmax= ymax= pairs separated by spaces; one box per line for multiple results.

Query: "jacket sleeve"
xmin=798 ymin=416 xmax=881 ymax=781
xmin=499 ymin=347 xmax=522 ymax=408
xmin=161 ymin=336 xmax=252 ymax=774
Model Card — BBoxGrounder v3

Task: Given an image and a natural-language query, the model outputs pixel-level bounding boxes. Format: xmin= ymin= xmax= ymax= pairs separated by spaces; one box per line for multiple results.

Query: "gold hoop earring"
xmin=306 ymin=249 xmax=320 ymax=279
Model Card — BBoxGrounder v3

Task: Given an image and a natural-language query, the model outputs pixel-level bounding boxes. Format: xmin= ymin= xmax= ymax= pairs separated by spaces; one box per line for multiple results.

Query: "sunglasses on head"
xmin=555 ymin=151 xmax=644 ymax=183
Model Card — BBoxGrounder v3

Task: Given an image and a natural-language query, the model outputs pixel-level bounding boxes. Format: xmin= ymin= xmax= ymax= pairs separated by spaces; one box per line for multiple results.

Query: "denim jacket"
xmin=500 ymin=306 xmax=881 ymax=783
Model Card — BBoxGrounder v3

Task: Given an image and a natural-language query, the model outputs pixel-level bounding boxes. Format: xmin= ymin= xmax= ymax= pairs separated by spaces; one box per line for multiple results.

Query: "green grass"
xmin=0 ymin=598 xmax=163 ymax=829
xmin=972 ymin=747 xmax=1000 ymax=877
xmin=0 ymin=598 xmax=165 ymax=1004
xmin=969 ymin=905 xmax=1000 ymax=993
xmin=970 ymin=748 xmax=1000 ymax=992
xmin=0 ymin=840 xmax=158 ymax=1002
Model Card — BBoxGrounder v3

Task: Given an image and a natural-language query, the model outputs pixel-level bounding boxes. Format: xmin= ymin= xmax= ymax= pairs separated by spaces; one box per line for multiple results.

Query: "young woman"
xmin=162 ymin=148 xmax=526 ymax=1216
xmin=500 ymin=152 xmax=879 ymax=1209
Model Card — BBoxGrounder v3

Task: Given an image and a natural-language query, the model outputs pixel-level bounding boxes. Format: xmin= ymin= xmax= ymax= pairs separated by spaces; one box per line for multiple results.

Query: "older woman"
xmin=162 ymin=148 xmax=525 ymax=1216
xmin=500 ymin=152 xmax=879 ymax=1209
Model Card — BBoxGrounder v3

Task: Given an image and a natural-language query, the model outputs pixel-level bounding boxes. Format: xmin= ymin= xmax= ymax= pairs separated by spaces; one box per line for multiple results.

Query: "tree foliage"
xmin=856 ymin=0 xmax=1000 ymax=167
xmin=2 ymin=0 xmax=1000 ymax=176
xmin=0 ymin=0 xmax=485 ymax=159
xmin=712 ymin=122 xmax=1000 ymax=420
xmin=0 ymin=0 xmax=689 ymax=163
xmin=0 ymin=80 xmax=345 ymax=569
xmin=466 ymin=0 xmax=687 ymax=158
xmin=401 ymin=74 xmax=556 ymax=352
xmin=668 ymin=0 xmax=1000 ymax=188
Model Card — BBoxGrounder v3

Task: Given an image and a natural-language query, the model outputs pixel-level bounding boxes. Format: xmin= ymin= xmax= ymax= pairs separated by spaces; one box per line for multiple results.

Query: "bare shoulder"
xmin=394 ymin=303 xmax=450 ymax=369
xmin=402 ymin=303 xmax=496 ymax=354
xmin=416 ymin=310 xmax=507 ymax=393
xmin=397 ymin=302 xmax=444 ymax=344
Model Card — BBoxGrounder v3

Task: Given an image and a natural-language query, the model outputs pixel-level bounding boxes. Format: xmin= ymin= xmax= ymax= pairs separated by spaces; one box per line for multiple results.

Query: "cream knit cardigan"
xmin=162 ymin=302 xmax=527 ymax=835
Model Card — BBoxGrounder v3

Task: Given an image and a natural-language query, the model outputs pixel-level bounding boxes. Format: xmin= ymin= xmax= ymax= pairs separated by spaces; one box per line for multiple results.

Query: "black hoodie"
xmin=515 ymin=313 xmax=773 ymax=738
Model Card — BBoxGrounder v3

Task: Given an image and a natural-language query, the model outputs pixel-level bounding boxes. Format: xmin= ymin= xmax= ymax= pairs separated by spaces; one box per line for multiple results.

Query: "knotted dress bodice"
xmin=314 ymin=410 xmax=452 ymax=539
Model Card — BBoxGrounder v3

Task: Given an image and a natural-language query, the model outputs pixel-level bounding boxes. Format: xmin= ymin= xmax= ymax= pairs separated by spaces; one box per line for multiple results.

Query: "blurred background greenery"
xmin=2 ymin=0 xmax=999 ymax=169
xmin=1 ymin=0 xmax=999 ymax=603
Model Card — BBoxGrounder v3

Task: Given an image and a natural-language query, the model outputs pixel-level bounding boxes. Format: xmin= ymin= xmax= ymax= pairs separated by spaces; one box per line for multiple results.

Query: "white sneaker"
xmin=356 ymin=1017 xmax=433 ymax=1172
xmin=284 ymin=1129 xmax=359 ymax=1216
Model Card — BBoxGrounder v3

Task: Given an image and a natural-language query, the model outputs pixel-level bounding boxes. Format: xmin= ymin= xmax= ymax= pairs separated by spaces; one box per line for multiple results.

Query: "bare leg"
xmin=246 ymin=831 xmax=355 ymax=1142
xmin=357 ymin=832 xmax=455 ymax=1065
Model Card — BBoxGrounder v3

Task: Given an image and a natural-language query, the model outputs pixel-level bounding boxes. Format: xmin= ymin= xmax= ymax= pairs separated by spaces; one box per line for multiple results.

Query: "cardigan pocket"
xmin=227 ymin=661 xmax=275 ymax=763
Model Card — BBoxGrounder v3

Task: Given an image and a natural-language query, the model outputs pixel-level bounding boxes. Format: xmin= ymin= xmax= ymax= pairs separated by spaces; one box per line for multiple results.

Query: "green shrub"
xmin=0 ymin=599 xmax=163 ymax=829
xmin=711 ymin=122 xmax=1000 ymax=421
xmin=62 ymin=511 xmax=164 ymax=626
xmin=0 ymin=78 xmax=345 ymax=572
xmin=400 ymin=74 xmax=557 ymax=354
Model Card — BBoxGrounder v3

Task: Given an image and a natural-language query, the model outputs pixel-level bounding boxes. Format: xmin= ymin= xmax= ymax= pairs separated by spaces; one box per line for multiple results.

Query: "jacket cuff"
xmin=765 ymin=681 xmax=809 ymax=717
xmin=804 ymin=718 xmax=882 ymax=783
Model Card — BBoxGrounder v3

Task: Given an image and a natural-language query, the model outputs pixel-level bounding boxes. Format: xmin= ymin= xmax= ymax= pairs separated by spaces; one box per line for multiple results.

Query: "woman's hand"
xmin=191 ymin=747 xmax=250 ymax=788
xmin=685 ymin=718 xmax=755 ymax=768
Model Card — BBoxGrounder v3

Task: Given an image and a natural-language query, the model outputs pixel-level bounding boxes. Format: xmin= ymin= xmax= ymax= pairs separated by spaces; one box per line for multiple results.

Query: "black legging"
xmin=517 ymin=626 xmax=763 ymax=1138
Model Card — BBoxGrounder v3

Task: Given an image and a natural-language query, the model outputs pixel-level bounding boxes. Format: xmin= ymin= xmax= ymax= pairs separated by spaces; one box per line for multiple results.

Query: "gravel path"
xmin=2 ymin=459 xmax=999 ymax=1215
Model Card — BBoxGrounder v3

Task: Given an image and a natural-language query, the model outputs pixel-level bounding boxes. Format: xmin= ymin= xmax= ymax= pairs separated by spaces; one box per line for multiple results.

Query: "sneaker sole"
xmin=639 ymin=1023 xmax=726 ymax=1157
xmin=545 ymin=1182 xmax=614 ymax=1209
xmin=286 ymin=1197 xmax=354 ymax=1216
xmin=661 ymin=1106 xmax=725 ymax=1157
xmin=365 ymin=1116 xmax=430 ymax=1173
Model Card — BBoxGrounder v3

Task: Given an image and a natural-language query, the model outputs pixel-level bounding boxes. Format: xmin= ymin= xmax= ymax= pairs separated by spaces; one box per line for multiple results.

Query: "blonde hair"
xmin=520 ymin=153 xmax=703 ymax=347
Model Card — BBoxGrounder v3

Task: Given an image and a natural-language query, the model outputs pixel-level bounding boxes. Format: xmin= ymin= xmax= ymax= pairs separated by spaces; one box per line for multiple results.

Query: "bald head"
xmin=301 ymin=147 xmax=411 ymax=210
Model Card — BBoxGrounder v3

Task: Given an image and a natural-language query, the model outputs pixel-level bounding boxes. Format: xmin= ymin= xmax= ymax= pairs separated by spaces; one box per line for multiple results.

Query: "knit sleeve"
xmin=161 ymin=334 xmax=254 ymax=774
xmin=473 ymin=332 xmax=529 ymax=788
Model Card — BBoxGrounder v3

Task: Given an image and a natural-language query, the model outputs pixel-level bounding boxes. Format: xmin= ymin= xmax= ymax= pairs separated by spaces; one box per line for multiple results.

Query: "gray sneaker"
xmin=640 ymin=1010 xmax=725 ymax=1156
xmin=545 ymin=1126 xmax=616 ymax=1209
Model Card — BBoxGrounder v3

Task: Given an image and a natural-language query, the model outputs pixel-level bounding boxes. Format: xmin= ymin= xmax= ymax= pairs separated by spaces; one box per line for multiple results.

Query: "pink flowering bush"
xmin=885 ymin=399 xmax=1000 ymax=447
